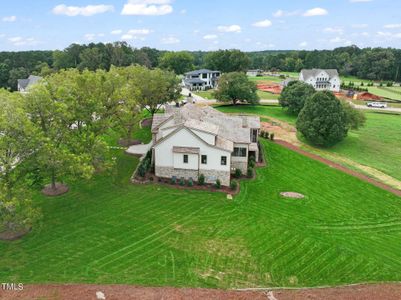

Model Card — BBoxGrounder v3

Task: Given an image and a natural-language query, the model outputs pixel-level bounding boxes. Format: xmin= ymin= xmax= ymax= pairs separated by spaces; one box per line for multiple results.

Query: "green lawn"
xmin=257 ymin=90 xmax=280 ymax=100
xmin=367 ymin=86 xmax=401 ymax=101
xmin=248 ymin=76 xmax=284 ymax=83
xmin=194 ymin=90 xmax=215 ymax=100
xmin=216 ymin=104 xmax=296 ymax=124
xmin=1 ymin=141 xmax=400 ymax=288
xmin=216 ymin=105 xmax=401 ymax=182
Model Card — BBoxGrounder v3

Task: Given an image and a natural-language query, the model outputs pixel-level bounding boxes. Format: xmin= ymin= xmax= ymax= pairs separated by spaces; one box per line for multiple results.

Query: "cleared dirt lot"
xmin=2 ymin=283 xmax=401 ymax=300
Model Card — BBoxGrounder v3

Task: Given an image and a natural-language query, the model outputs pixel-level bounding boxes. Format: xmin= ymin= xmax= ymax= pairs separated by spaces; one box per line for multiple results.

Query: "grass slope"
xmin=216 ymin=105 xmax=401 ymax=181
xmin=1 ymin=141 xmax=400 ymax=289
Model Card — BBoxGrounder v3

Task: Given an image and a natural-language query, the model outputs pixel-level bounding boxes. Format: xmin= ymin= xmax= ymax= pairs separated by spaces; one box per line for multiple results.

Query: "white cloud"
xmin=352 ymin=23 xmax=368 ymax=28
xmin=377 ymin=31 xmax=401 ymax=39
xmin=52 ymin=4 xmax=114 ymax=16
xmin=203 ymin=34 xmax=218 ymax=40
xmin=2 ymin=16 xmax=16 ymax=22
xmin=323 ymin=27 xmax=344 ymax=34
xmin=111 ymin=29 xmax=123 ymax=35
xmin=252 ymin=19 xmax=272 ymax=28
xmin=384 ymin=24 xmax=401 ymax=29
xmin=303 ymin=8 xmax=328 ymax=17
xmin=0 ymin=34 xmax=5 ymax=38
xmin=180 ymin=9 xmax=187 ymax=14
xmin=329 ymin=37 xmax=352 ymax=45
xmin=84 ymin=33 xmax=96 ymax=41
xmin=121 ymin=0 xmax=173 ymax=16
xmin=217 ymin=25 xmax=241 ymax=33
xmin=299 ymin=41 xmax=308 ymax=47
xmin=8 ymin=36 xmax=38 ymax=46
xmin=350 ymin=0 xmax=373 ymax=2
xmin=273 ymin=9 xmax=299 ymax=18
xmin=161 ymin=36 xmax=180 ymax=44
xmin=127 ymin=28 xmax=151 ymax=35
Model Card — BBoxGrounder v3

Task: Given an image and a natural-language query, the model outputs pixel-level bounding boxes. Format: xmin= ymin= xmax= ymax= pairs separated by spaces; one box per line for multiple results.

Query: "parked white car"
xmin=366 ymin=102 xmax=387 ymax=108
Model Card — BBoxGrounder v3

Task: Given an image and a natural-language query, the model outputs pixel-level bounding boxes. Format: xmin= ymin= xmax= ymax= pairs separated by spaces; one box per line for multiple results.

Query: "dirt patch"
xmin=2 ymin=283 xmax=401 ymax=300
xmin=41 ymin=183 xmax=69 ymax=196
xmin=280 ymin=192 xmax=305 ymax=199
xmin=261 ymin=120 xmax=300 ymax=147
xmin=0 ymin=228 xmax=30 ymax=241
xmin=257 ymin=84 xmax=283 ymax=94
xmin=118 ymin=138 xmax=142 ymax=147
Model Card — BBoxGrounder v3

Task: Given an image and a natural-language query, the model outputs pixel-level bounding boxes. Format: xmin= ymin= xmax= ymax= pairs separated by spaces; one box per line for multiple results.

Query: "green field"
xmin=257 ymin=90 xmax=280 ymax=100
xmin=194 ymin=90 xmax=215 ymax=100
xmin=216 ymin=105 xmax=401 ymax=182
xmin=1 ymin=140 xmax=401 ymax=288
xmin=248 ymin=75 xmax=284 ymax=83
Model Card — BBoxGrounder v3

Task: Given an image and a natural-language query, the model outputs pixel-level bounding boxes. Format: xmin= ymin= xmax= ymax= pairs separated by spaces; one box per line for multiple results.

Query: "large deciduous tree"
xmin=159 ymin=51 xmax=194 ymax=75
xmin=297 ymin=91 xmax=348 ymax=147
xmin=0 ymin=89 xmax=41 ymax=234
xmin=279 ymin=81 xmax=316 ymax=115
xmin=205 ymin=49 xmax=250 ymax=73
xmin=214 ymin=72 xmax=259 ymax=105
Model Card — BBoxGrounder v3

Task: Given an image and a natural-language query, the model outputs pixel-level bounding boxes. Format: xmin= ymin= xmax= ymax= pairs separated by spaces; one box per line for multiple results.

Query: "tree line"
xmin=0 ymin=66 xmax=180 ymax=237
xmin=1 ymin=43 xmax=401 ymax=91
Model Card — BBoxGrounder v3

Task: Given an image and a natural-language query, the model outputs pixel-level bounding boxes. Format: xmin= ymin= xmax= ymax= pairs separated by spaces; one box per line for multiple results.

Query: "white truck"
xmin=366 ymin=102 xmax=387 ymax=108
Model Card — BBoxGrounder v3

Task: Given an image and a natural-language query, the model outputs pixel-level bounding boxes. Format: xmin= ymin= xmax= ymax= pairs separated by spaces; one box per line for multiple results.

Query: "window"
xmin=233 ymin=147 xmax=247 ymax=157
xmin=251 ymin=129 xmax=258 ymax=143
xmin=201 ymin=155 xmax=207 ymax=164
xmin=202 ymin=73 xmax=207 ymax=79
xmin=183 ymin=154 xmax=188 ymax=163
xmin=221 ymin=156 xmax=227 ymax=165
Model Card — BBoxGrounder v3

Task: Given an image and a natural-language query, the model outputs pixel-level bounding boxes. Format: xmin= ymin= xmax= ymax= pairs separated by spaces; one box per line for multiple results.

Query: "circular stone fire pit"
xmin=280 ymin=192 xmax=305 ymax=199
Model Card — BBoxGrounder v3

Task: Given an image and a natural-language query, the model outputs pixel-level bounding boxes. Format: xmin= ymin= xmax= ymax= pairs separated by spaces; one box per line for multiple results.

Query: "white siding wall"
xmin=154 ymin=128 xmax=230 ymax=172
xmin=191 ymin=129 xmax=215 ymax=145
xmin=173 ymin=153 xmax=198 ymax=170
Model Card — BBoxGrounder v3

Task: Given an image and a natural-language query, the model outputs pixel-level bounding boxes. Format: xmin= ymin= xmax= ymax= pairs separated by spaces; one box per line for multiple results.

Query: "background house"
xmin=151 ymin=104 xmax=260 ymax=186
xmin=17 ymin=75 xmax=42 ymax=93
xmin=183 ymin=69 xmax=220 ymax=91
xmin=246 ymin=69 xmax=263 ymax=77
xmin=299 ymin=69 xmax=340 ymax=92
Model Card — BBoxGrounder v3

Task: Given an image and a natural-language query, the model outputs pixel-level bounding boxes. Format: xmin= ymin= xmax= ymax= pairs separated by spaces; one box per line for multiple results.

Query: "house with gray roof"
xmin=299 ymin=69 xmax=340 ymax=92
xmin=17 ymin=75 xmax=42 ymax=93
xmin=183 ymin=69 xmax=220 ymax=91
xmin=151 ymin=104 xmax=260 ymax=186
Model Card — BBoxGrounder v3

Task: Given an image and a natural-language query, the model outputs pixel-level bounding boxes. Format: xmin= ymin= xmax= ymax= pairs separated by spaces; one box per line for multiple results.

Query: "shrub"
xmin=188 ymin=177 xmax=193 ymax=187
xmin=137 ymin=164 xmax=146 ymax=177
xmin=360 ymin=82 xmax=364 ymax=86
xmin=296 ymin=91 xmax=348 ymax=147
xmin=247 ymin=167 xmax=254 ymax=178
xmin=270 ymin=133 xmax=275 ymax=140
xmin=379 ymin=82 xmax=383 ymax=87
xmin=198 ymin=174 xmax=205 ymax=185
xmin=215 ymin=179 xmax=221 ymax=189
xmin=179 ymin=177 xmax=185 ymax=186
xmin=171 ymin=176 xmax=177 ymax=185
xmin=249 ymin=158 xmax=256 ymax=168
xmin=234 ymin=168 xmax=242 ymax=178
xmin=264 ymin=131 xmax=269 ymax=139
xmin=230 ymin=180 xmax=238 ymax=191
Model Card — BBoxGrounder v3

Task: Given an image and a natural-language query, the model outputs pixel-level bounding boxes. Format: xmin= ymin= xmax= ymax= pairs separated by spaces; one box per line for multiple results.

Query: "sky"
xmin=0 ymin=0 xmax=401 ymax=52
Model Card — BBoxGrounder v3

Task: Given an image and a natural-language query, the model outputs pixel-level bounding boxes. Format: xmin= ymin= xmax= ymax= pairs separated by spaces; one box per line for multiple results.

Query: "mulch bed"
xmin=140 ymin=118 xmax=153 ymax=127
xmin=275 ymin=139 xmax=401 ymax=197
xmin=2 ymin=283 xmax=401 ymax=300
xmin=118 ymin=138 xmax=142 ymax=147
xmin=41 ymin=183 xmax=69 ymax=196
xmin=0 ymin=228 xmax=30 ymax=241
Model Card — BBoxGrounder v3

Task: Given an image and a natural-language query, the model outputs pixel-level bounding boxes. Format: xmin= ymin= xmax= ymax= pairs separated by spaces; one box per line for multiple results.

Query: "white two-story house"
xmin=299 ymin=69 xmax=341 ymax=92
xmin=183 ymin=69 xmax=220 ymax=91
xmin=151 ymin=104 xmax=260 ymax=186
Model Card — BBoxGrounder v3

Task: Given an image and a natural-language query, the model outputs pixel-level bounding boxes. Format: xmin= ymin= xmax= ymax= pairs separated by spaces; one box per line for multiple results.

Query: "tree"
xmin=205 ymin=49 xmax=250 ymax=73
xmin=297 ymin=91 xmax=348 ymax=147
xmin=159 ymin=51 xmax=194 ymax=74
xmin=0 ymin=63 xmax=10 ymax=88
xmin=8 ymin=67 xmax=29 ymax=91
xmin=78 ymin=47 xmax=105 ymax=71
xmin=279 ymin=81 xmax=316 ymax=115
xmin=0 ymin=89 xmax=41 ymax=234
xmin=341 ymin=101 xmax=366 ymax=130
xmin=24 ymin=75 xmax=98 ymax=194
xmin=214 ymin=72 xmax=259 ymax=105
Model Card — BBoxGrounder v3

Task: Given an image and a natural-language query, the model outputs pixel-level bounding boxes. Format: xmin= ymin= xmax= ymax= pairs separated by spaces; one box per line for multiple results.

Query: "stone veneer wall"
xmin=155 ymin=166 xmax=230 ymax=186
xmin=231 ymin=161 xmax=248 ymax=174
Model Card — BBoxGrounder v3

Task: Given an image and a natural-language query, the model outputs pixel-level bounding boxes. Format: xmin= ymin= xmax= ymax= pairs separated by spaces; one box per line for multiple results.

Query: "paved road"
xmin=181 ymin=89 xmax=401 ymax=113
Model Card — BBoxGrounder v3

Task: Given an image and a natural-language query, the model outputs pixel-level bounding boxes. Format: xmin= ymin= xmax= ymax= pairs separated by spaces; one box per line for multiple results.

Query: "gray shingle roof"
xmin=300 ymin=69 xmax=339 ymax=80
xmin=185 ymin=69 xmax=220 ymax=76
xmin=18 ymin=75 xmax=42 ymax=90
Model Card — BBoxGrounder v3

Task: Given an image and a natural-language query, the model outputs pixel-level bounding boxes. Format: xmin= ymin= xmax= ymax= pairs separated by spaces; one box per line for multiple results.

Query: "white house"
xmin=151 ymin=104 xmax=260 ymax=186
xmin=17 ymin=75 xmax=42 ymax=93
xmin=246 ymin=69 xmax=263 ymax=77
xmin=299 ymin=69 xmax=341 ymax=92
xmin=183 ymin=69 xmax=220 ymax=91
